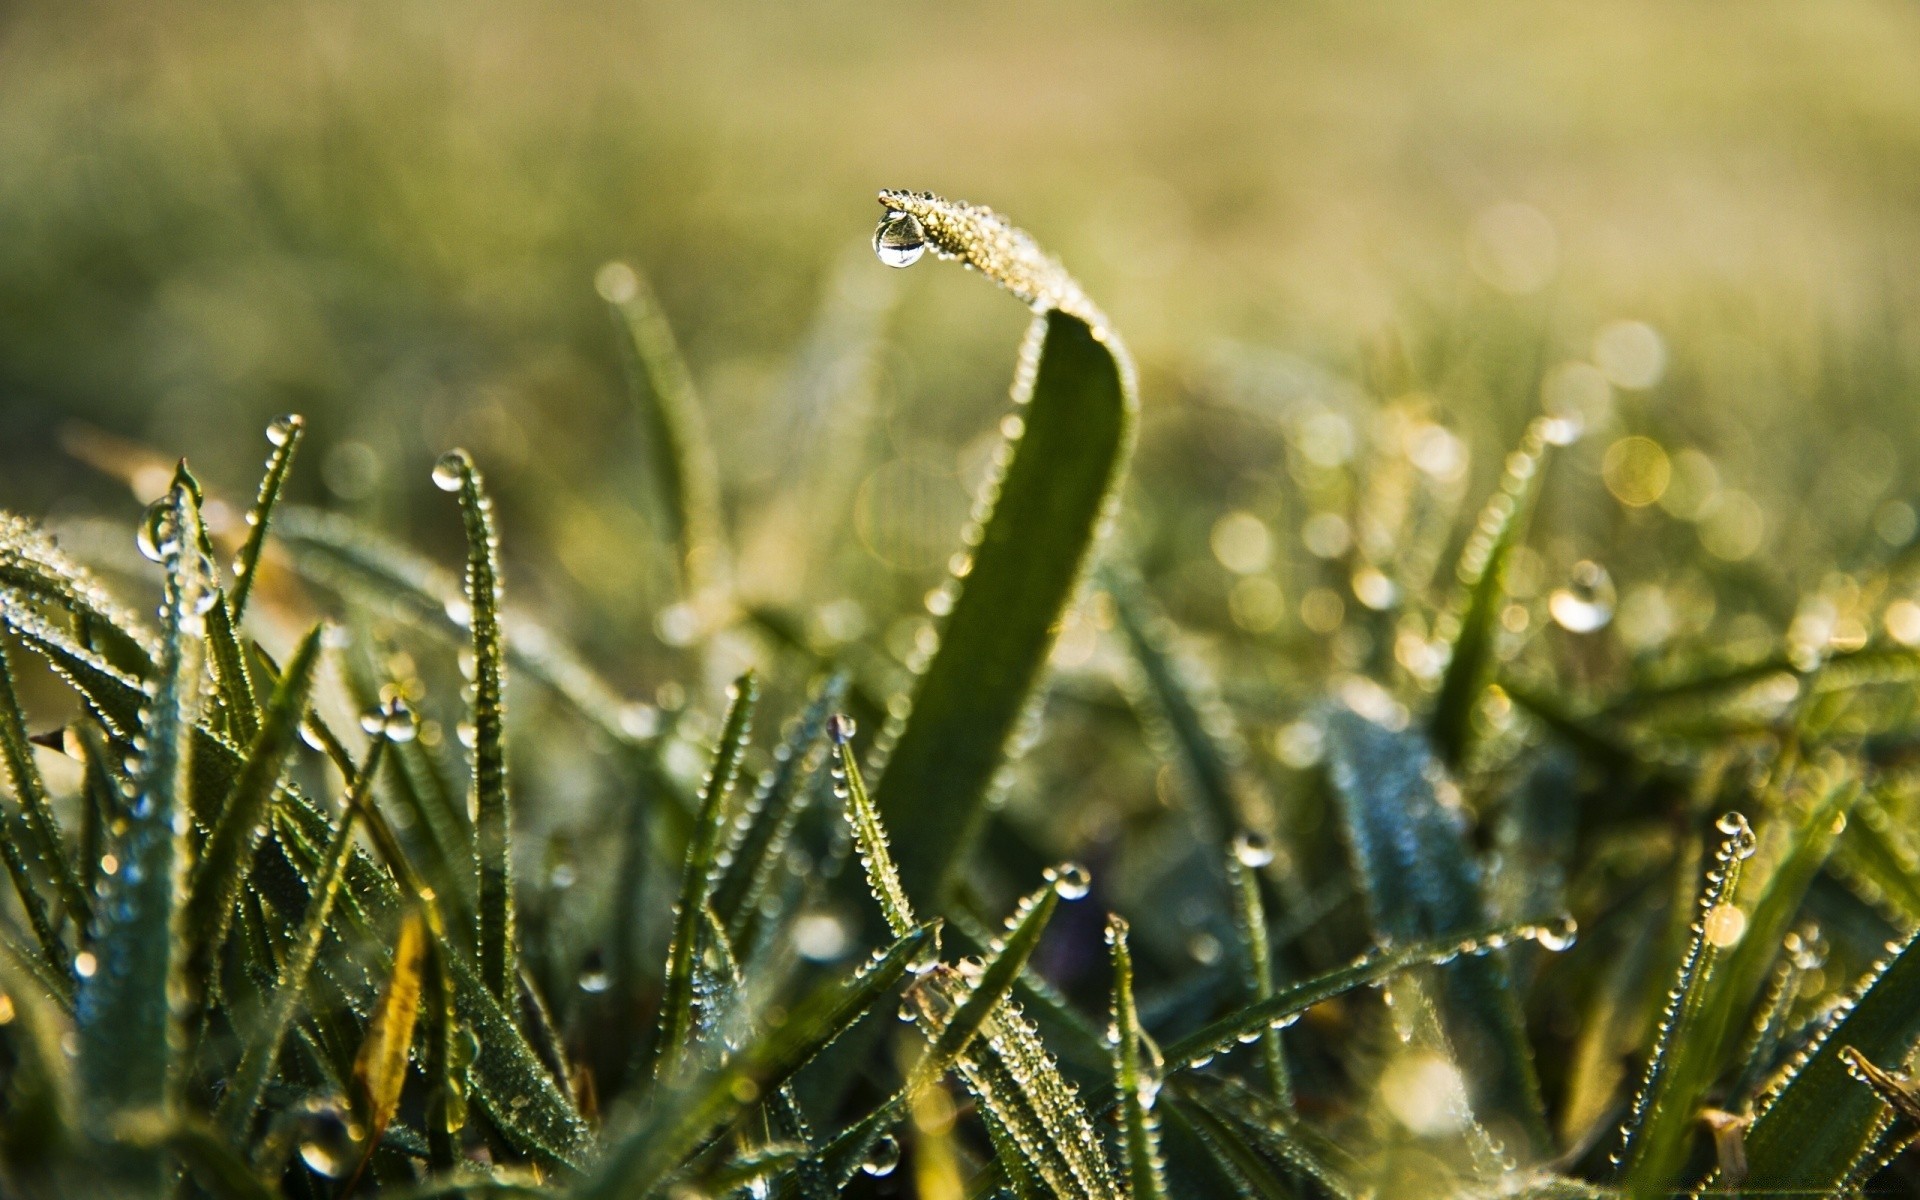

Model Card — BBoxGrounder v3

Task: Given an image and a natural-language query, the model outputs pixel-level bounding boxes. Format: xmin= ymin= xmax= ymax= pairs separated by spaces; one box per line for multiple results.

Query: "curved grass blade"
xmin=228 ymin=413 xmax=304 ymax=624
xmin=1323 ymin=701 xmax=1552 ymax=1156
xmin=1109 ymin=917 xmax=1169 ymax=1200
xmin=602 ymin=261 xmax=729 ymax=599
xmin=1431 ymin=416 xmax=1558 ymax=770
xmin=1729 ymin=927 xmax=1920 ymax=1192
xmin=1165 ymin=1099 xmax=1292 ymax=1199
xmin=0 ymin=511 xmax=156 ymax=673
xmin=868 ymin=191 xmax=1137 ymax=908
xmin=578 ymin=921 xmax=940 ymax=1200
xmin=0 ymin=641 xmax=87 ymax=932
xmin=180 ymin=624 xmax=323 ymax=1022
xmin=219 ymin=736 xmax=389 ymax=1135
xmin=73 ymin=481 xmax=205 ymax=1188
xmin=436 ymin=449 xmax=516 ymax=1000
xmin=711 ymin=672 xmax=846 ymax=944
xmin=655 ymin=671 xmax=757 ymax=1080
xmin=0 ymin=930 xmax=78 ymax=1172
xmin=0 ymin=800 xmax=69 ymax=985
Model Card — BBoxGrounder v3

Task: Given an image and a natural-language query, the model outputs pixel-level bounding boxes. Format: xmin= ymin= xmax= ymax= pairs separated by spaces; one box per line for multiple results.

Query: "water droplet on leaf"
xmin=860 ymin=1133 xmax=901 ymax=1177
xmin=431 ymin=450 xmax=469 ymax=493
xmin=1046 ymin=861 xmax=1091 ymax=900
xmin=1231 ymin=831 xmax=1274 ymax=869
xmin=1548 ymin=560 xmax=1616 ymax=633
xmin=266 ymin=413 xmax=305 ymax=447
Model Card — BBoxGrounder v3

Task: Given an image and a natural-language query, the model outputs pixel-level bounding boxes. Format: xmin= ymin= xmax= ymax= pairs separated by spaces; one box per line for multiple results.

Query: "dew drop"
xmin=359 ymin=709 xmax=387 ymax=736
xmin=873 ymin=210 xmax=926 ymax=269
xmin=382 ymin=700 xmax=419 ymax=743
xmin=827 ymin=712 xmax=856 ymax=745
xmin=1535 ymin=914 xmax=1579 ymax=953
xmin=266 ymin=413 xmax=305 ymax=447
xmin=1231 ymin=830 xmax=1274 ymax=869
xmin=1548 ymin=560 xmax=1616 ymax=633
xmin=431 ymin=450 xmax=469 ymax=493
xmin=860 ymin=1133 xmax=901 ymax=1177
xmin=577 ymin=969 xmax=610 ymax=994
xmin=136 ymin=500 xmax=175 ymax=564
xmin=1716 ymin=811 xmax=1758 ymax=859
xmin=1046 ymin=861 xmax=1092 ymax=900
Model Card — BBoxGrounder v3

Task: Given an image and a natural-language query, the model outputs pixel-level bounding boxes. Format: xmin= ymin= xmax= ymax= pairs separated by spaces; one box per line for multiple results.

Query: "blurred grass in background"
xmin=1 ymin=0 xmax=1918 ymax=724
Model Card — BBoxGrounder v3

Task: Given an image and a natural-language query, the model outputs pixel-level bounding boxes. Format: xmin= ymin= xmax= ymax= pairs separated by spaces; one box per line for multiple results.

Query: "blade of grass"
xmin=1431 ymin=416 xmax=1558 ymax=770
xmin=73 ymin=481 xmax=204 ymax=1188
xmin=601 ymin=261 xmax=729 ymax=598
xmin=655 ymin=671 xmax=757 ymax=1080
xmin=180 ymin=624 xmax=323 ymax=1026
xmin=868 ymin=191 xmax=1136 ymax=909
xmin=1108 ymin=916 xmax=1169 ymax=1200
xmin=229 ymin=413 xmax=304 ymax=624
xmin=350 ymin=905 xmax=428 ymax=1188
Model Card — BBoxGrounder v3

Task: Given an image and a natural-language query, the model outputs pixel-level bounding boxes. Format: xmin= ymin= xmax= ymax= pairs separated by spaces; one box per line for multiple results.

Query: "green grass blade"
xmin=711 ymin=672 xmax=845 ymax=943
xmin=1226 ymin=842 xmax=1292 ymax=1107
xmin=1108 ymin=916 xmax=1170 ymax=1200
xmin=1180 ymin=1074 xmax=1364 ymax=1200
xmin=579 ymin=921 xmax=941 ymax=1200
xmin=73 ymin=481 xmax=205 ymax=1187
xmin=180 ymin=624 xmax=322 ymax=1022
xmin=655 ymin=671 xmax=757 ymax=1080
xmin=0 ymin=511 xmax=156 ymax=675
xmin=1732 ymin=920 xmax=1920 ymax=1191
xmin=1323 ymin=702 xmax=1553 ymax=1156
xmin=1165 ymin=1099 xmax=1292 ymax=1200
xmin=602 ymin=261 xmax=729 ymax=598
xmin=1157 ymin=915 xmax=1574 ymax=1077
xmin=0 ymin=640 xmax=87 ymax=931
xmin=229 ymin=413 xmax=305 ymax=624
xmin=1431 ymin=417 xmax=1557 ymax=770
xmin=869 ymin=191 xmax=1136 ymax=909
xmin=219 ymin=736 xmax=388 ymax=1136
xmin=832 ymin=711 xmax=917 ymax=937
xmin=435 ymin=449 xmax=517 ymax=1000
xmin=1613 ymin=813 xmax=1759 ymax=1194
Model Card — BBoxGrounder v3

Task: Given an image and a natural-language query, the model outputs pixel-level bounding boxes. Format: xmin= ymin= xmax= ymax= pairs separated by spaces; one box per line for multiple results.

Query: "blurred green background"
xmin=3 ymin=0 xmax=1918 ymax=702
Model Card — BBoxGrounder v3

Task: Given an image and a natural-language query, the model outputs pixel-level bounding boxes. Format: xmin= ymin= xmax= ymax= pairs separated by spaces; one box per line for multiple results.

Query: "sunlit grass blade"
xmin=1109 ymin=917 xmax=1169 ymax=1200
xmin=0 ymin=511 xmax=155 ymax=674
xmin=711 ymin=672 xmax=845 ymax=943
xmin=219 ymin=735 xmax=389 ymax=1135
xmin=832 ymin=711 xmax=916 ymax=936
xmin=1323 ymin=701 xmax=1552 ymax=1156
xmin=1156 ymin=915 xmax=1575 ymax=1077
xmin=74 ymin=481 xmax=205 ymax=1188
xmin=351 ymin=905 xmax=428 ymax=1186
xmin=0 ymin=641 xmax=87 ymax=933
xmin=228 ymin=413 xmax=304 ymax=624
xmin=1431 ymin=416 xmax=1559 ymax=770
xmin=579 ymin=921 xmax=941 ymax=1200
xmin=1730 ymin=927 xmax=1920 ymax=1192
xmin=180 ymin=623 xmax=322 ymax=1021
xmin=868 ymin=191 xmax=1136 ymax=908
xmin=434 ymin=448 xmax=517 ymax=1000
xmin=1 ymin=603 xmax=148 ymax=740
xmin=655 ymin=671 xmax=757 ymax=1080
xmin=600 ymin=260 xmax=729 ymax=598
xmin=1613 ymin=812 xmax=1758 ymax=1194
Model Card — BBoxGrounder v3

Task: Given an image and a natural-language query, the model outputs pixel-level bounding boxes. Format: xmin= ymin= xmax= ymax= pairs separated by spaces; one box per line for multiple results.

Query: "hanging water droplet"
xmin=1716 ymin=811 xmax=1758 ymax=859
xmin=292 ymin=1095 xmax=360 ymax=1178
xmin=1046 ymin=861 xmax=1092 ymax=900
xmin=860 ymin=1133 xmax=901 ymax=1177
xmin=1548 ymin=560 xmax=1616 ymax=633
xmin=359 ymin=708 xmax=387 ymax=736
xmin=577 ymin=968 xmax=610 ymax=994
xmin=1231 ymin=830 xmax=1275 ymax=869
xmin=136 ymin=499 xmax=176 ymax=564
xmin=266 ymin=413 xmax=305 ymax=447
xmin=897 ymin=996 xmax=919 ymax=1023
xmin=456 ymin=721 xmax=478 ymax=749
xmin=873 ymin=210 xmax=927 ymax=269
xmin=431 ymin=450 xmax=469 ymax=493
xmin=827 ymin=712 xmax=856 ymax=745
xmin=906 ymin=926 xmax=943 ymax=976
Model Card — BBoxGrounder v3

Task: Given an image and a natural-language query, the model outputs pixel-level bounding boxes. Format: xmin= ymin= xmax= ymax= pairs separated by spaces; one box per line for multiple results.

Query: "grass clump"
xmin=0 ymin=188 xmax=1917 ymax=1200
